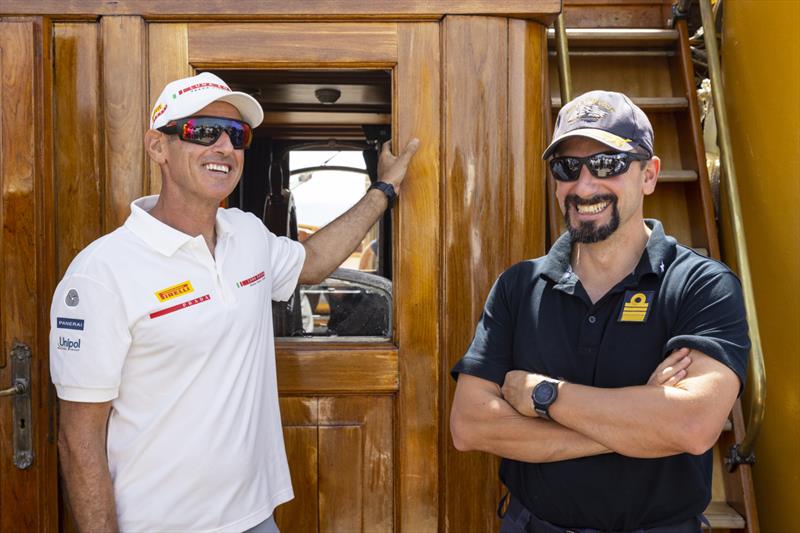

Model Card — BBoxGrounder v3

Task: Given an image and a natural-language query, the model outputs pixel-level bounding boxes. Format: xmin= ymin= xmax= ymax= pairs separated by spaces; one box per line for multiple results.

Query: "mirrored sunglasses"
xmin=158 ymin=116 xmax=253 ymax=150
xmin=549 ymin=152 xmax=650 ymax=182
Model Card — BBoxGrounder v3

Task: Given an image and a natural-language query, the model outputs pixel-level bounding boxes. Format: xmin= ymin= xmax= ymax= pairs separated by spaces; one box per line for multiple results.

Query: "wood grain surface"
xmin=0 ymin=17 xmax=58 ymax=532
xmin=0 ymin=1 xmax=560 ymax=23
xmin=54 ymin=23 xmax=103 ymax=274
xmin=395 ymin=21 xmax=441 ymax=533
xmin=442 ymin=15 xmax=509 ymax=533
xmin=188 ymin=23 xmax=398 ymax=67
xmin=101 ymin=16 xmax=147 ymax=230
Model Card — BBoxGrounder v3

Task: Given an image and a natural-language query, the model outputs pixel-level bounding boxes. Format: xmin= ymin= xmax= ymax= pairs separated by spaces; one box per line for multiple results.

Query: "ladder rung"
xmin=703 ymin=501 xmax=745 ymax=529
xmin=551 ymin=97 xmax=688 ymax=111
xmin=548 ymin=50 xmax=675 ymax=58
xmin=692 ymin=248 xmax=710 ymax=257
xmin=547 ymin=28 xmax=679 ymax=47
xmin=660 ymin=170 xmax=698 ymax=182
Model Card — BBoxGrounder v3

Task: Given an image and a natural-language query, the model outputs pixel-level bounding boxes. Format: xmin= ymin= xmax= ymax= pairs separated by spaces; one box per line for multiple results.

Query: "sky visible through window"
xmin=289 ymin=151 xmax=369 ymax=228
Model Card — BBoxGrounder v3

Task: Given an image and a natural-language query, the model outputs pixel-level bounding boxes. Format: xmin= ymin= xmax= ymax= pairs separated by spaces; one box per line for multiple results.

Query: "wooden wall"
xmin=7 ymin=11 xmax=551 ymax=531
xmin=441 ymin=16 xmax=547 ymax=532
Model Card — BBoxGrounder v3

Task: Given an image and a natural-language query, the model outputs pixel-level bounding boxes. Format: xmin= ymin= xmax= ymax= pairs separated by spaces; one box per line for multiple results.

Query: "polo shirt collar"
xmin=541 ymin=219 xmax=677 ymax=289
xmin=634 ymin=219 xmax=677 ymax=280
xmin=124 ymin=195 xmax=234 ymax=257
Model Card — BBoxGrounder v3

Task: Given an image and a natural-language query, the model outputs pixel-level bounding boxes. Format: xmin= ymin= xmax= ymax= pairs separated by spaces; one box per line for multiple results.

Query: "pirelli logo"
xmin=618 ymin=291 xmax=654 ymax=323
xmin=155 ymin=281 xmax=194 ymax=303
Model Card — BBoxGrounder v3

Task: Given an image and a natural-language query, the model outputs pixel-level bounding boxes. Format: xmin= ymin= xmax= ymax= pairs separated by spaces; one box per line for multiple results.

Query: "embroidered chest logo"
xmin=237 ymin=271 xmax=265 ymax=288
xmin=155 ymin=280 xmax=194 ymax=302
xmin=619 ymin=291 xmax=654 ymax=323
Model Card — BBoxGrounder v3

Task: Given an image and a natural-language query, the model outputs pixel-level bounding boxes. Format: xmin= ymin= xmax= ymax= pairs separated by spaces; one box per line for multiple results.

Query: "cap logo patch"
xmin=237 ymin=271 xmax=265 ymax=288
xmin=155 ymin=280 xmax=194 ymax=303
xmin=65 ymin=289 xmax=80 ymax=307
xmin=178 ymin=82 xmax=230 ymax=96
xmin=619 ymin=291 xmax=654 ymax=323
xmin=151 ymin=103 xmax=168 ymax=123
xmin=593 ymin=130 xmax=632 ymax=149
xmin=567 ymin=98 xmax=614 ymax=124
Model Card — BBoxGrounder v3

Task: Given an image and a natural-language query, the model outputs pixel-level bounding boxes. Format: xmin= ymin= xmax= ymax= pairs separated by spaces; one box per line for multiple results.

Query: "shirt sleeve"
xmin=664 ymin=271 xmax=750 ymax=392
xmin=263 ymin=229 xmax=306 ymax=302
xmin=450 ymin=272 xmax=516 ymax=385
xmin=49 ymin=274 xmax=132 ymax=402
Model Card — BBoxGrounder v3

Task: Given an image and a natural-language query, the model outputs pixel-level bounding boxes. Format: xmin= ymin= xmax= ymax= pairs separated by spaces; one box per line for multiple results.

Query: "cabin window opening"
xmin=215 ymin=68 xmax=393 ymax=340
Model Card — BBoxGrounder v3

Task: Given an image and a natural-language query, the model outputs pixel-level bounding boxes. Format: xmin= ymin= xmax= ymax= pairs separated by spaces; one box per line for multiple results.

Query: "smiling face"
xmin=555 ymin=137 xmax=659 ymax=244
xmin=155 ymin=101 xmax=246 ymax=208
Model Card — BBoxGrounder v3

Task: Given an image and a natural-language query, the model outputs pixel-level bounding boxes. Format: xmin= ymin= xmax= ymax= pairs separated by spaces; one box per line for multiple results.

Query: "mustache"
xmin=565 ymin=194 xmax=617 ymax=209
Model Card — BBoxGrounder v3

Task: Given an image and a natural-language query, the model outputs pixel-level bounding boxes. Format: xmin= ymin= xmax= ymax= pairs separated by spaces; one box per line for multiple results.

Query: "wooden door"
xmin=134 ymin=21 xmax=439 ymax=532
xmin=0 ymin=16 xmax=58 ymax=531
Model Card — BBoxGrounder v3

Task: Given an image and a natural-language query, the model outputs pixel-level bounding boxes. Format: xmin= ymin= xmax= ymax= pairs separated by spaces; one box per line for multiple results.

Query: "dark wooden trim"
xmin=1 ymin=1 xmax=560 ymax=23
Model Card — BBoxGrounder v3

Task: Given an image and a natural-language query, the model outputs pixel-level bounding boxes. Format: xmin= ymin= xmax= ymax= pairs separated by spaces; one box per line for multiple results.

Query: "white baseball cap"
xmin=149 ymin=72 xmax=264 ymax=130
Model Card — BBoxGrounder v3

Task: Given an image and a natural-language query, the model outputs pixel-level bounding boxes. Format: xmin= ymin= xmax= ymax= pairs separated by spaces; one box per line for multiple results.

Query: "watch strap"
xmin=368 ymin=181 xmax=397 ymax=208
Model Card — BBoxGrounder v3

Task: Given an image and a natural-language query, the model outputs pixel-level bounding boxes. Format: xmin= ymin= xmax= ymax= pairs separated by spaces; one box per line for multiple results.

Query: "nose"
xmin=571 ymin=162 xmax=600 ymax=196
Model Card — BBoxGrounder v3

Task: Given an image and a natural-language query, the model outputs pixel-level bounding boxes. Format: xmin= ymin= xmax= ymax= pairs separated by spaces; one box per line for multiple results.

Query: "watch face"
xmin=534 ymin=382 xmax=556 ymax=404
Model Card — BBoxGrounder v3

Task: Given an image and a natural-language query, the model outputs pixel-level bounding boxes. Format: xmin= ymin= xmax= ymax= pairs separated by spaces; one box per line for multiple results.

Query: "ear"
xmin=642 ymin=155 xmax=660 ymax=196
xmin=144 ymin=129 xmax=169 ymax=165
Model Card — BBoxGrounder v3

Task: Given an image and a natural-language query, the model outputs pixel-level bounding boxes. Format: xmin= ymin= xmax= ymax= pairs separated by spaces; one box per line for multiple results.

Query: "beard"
xmin=564 ymin=194 xmax=620 ymax=243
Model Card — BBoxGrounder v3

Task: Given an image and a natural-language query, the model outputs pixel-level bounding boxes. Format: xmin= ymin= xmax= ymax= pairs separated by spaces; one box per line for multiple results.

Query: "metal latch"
xmin=0 ymin=342 xmax=33 ymax=469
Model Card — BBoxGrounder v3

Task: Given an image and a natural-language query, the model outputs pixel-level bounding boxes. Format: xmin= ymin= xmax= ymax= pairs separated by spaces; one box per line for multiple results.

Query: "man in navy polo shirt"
xmin=450 ymin=90 xmax=749 ymax=532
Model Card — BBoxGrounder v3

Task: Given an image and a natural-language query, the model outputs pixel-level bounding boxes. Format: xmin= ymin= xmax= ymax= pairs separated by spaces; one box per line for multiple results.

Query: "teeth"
xmin=576 ymin=201 xmax=609 ymax=214
xmin=204 ymin=163 xmax=230 ymax=173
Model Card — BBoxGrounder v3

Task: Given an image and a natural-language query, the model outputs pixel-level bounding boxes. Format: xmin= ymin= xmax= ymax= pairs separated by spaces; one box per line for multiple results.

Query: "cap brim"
xmin=214 ymin=92 xmax=264 ymax=128
xmin=542 ymin=128 xmax=636 ymax=159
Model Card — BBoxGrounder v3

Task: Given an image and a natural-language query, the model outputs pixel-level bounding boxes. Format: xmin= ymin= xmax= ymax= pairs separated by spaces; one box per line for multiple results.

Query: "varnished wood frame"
xmin=0 ymin=1 xmax=560 ymax=24
xmin=145 ymin=21 xmax=441 ymax=531
xmin=0 ymin=16 xmax=58 ymax=532
xmin=441 ymin=16 xmax=549 ymax=532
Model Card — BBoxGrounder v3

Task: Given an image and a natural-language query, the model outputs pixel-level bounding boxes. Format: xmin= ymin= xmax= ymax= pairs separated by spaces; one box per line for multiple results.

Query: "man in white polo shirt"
xmin=50 ymin=72 xmax=418 ymax=533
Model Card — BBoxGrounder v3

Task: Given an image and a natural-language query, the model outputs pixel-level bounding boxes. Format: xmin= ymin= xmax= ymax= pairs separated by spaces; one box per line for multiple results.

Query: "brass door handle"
xmin=0 ymin=378 xmax=28 ymax=397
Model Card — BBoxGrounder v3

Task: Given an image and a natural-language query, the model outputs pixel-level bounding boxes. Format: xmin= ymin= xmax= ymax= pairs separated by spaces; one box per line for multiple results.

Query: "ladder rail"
xmin=698 ymin=0 xmax=767 ymax=470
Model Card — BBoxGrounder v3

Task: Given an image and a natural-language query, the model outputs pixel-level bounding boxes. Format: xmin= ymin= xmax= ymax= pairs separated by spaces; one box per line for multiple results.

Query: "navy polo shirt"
xmin=451 ymin=219 xmax=749 ymax=531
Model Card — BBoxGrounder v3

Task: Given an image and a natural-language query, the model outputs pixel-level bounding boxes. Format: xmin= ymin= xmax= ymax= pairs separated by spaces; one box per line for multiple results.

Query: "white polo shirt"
xmin=50 ymin=195 xmax=305 ymax=533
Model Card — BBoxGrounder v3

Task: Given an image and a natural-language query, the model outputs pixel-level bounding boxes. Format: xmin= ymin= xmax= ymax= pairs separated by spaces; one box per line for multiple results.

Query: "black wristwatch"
xmin=368 ymin=181 xmax=397 ymax=208
xmin=532 ymin=380 xmax=560 ymax=420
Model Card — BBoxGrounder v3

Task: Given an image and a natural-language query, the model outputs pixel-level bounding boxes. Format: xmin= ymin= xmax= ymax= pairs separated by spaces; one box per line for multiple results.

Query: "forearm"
xmin=299 ymin=189 xmax=387 ymax=284
xmin=451 ymin=379 xmax=610 ymax=463
xmin=59 ymin=435 xmax=118 ymax=532
xmin=551 ymin=382 xmax=716 ymax=458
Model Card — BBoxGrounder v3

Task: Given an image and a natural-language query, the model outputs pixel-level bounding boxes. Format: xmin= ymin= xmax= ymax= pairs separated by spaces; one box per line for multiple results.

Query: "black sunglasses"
xmin=157 ymin=116 xmax=253 ymax=150
xmin=549 ymin=152 xmax=650 ymax=182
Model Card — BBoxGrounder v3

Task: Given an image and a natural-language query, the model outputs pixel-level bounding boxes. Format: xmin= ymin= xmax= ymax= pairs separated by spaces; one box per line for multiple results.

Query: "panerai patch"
xmin=155 ymin=280 xmax=194 ymax=302
xmin=618 ymin=291 xmax=654 ymax=323
xmin=57 ymin=317 xmax=85 ymax=331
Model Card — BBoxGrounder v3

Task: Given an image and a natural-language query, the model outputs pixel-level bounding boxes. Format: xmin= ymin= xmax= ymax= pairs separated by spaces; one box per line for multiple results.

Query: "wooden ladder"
xmin=546 ymin=5 xmax=759 ymax=532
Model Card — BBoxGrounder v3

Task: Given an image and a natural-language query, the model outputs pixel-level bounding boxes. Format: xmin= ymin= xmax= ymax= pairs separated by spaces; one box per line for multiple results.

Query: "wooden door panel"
xmin=319 ymin=425 xmax=364 ymax=532
xmin=0 ymin=16 xmax=57 ymax=532
xmin=278 ymin=396 xmax=393 ymax=532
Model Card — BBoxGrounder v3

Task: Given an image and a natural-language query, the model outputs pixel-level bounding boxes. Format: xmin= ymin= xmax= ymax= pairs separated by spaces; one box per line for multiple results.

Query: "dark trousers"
xmin=499 ymin=494 xmax=706 ymax=533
